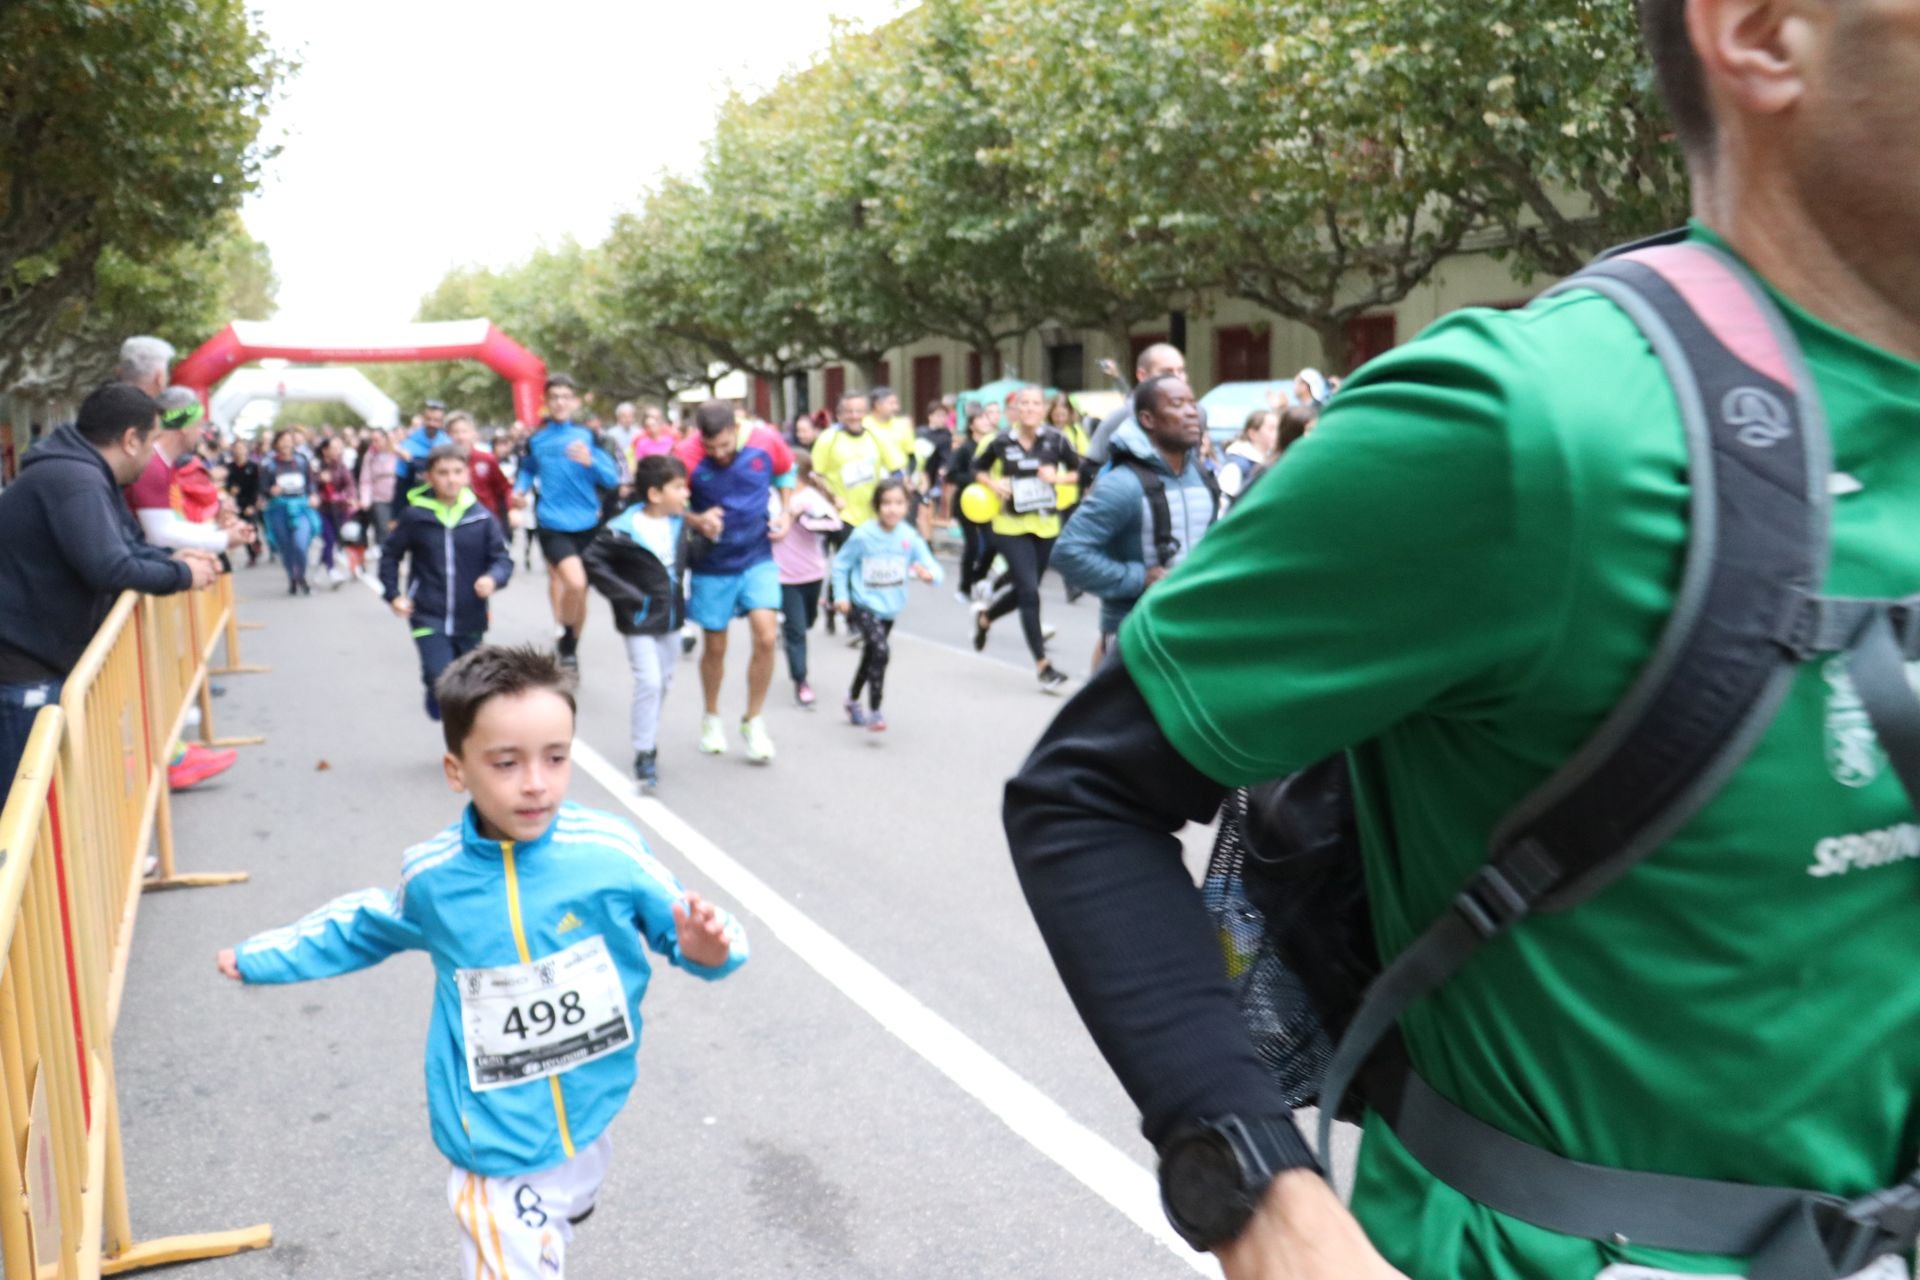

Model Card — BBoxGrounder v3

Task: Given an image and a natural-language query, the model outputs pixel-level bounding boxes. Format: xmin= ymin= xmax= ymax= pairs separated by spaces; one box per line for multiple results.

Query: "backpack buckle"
xmin=1452 ymin=864 xmax=1534 ymax=940
xmin=1820 ymin=1173 xmax=1920 ymax=1274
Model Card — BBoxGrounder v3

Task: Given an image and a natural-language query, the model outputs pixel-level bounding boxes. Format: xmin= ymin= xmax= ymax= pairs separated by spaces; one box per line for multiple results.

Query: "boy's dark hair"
xmin=694 ymin=400 xmax=736 ymax=439
xmin=76 ymin=382 xmax=162 ymax=447
xmin=633 ymin=453 xmax=687 ymax=501
xmin=424 ymin=443 xmax=468 ymax=473
xmin=872 ymin=476 xmax=909 ymax=510
xmin=545 ymin=373 xmax=580 ymax=393
xmin=1640 ymin=0 xmax=1711 ymax=160
xmin=435 ymin=644 xmax=578 ymax=756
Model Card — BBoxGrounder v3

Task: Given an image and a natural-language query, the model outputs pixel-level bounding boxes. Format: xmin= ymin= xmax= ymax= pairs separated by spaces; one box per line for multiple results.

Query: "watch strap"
xmin=1224 ymin=1113 xmax=1318 ymax=1182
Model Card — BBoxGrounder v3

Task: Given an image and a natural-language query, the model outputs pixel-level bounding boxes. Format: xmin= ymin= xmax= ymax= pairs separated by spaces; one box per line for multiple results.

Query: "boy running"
xmin=217 ymin=645 xmax=748 ymax=1278
xmin=379 ymin=445 xmax=514 ymax=721
xmin=582 ymin=454 xmax=690 ymax=792
xmin=513 ymin=375 xmax=621 ymax=672
xmin=831 ymin=478 xmax=942 ymax=733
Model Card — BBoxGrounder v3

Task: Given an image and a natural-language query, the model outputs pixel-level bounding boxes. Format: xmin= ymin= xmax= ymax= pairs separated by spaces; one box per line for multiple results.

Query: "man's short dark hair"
xmin=837 ymin=392 xmax=869 ymax=412
xmin=695 ymin=400 xmax=736 ymax=439
xmin=76 ymin=382 xmax=162 ymax=447
xmin=434 ymin=644 xmax=578 ymax=757
xmin=633 ymin=453 xmax=687 ymax=500
xmin=423 ymin=398 xmax=448 ymax=412
xmin=425 ymin=443 xmax=467 ymax=473
xmin=869 ymin=385 xmax=894 ymax=403
xmin=545 ymin=374 xmax=580 ymax=394
xmin=1134 ymin=373 xmax=1183 ymax=421
xmin=1640 ymin=0 xmax=1712 ymax=159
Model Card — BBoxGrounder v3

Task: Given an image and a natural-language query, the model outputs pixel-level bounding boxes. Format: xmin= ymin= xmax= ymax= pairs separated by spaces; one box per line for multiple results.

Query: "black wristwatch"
xmin=1158 ymin=1114 xmax=1316 ymax=1251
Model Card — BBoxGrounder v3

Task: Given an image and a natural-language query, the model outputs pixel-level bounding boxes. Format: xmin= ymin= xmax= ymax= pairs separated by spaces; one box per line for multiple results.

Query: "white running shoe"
xmin=1042 ymin=623 xmax=1058 ymax=642
xmin=741 ymin=716 xmax=776 ymax=764
xmin=970 ymin=580 xmax=993 ymax=606
xmin=698 ymin=715 xmax=728 ymax=755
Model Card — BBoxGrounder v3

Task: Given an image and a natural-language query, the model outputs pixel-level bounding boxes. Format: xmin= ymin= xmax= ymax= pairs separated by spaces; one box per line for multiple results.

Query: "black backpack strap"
xmin=1315 ymin=240 xmax=1832 ymax=1163
xmin=1114 ymin=454 xmax=1178 ymax=567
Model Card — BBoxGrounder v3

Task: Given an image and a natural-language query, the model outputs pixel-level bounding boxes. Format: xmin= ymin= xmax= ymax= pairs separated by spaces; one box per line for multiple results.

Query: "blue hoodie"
xmin=234 ymin=802 xmax=748 ymax=1177
xmin=513 ymin=421 xmax=620 ymax=533
xmin=1054 ymin=418 xmax=1218 ymax=635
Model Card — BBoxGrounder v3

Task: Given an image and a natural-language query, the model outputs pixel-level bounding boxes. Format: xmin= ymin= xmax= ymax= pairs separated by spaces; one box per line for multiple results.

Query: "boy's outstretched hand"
xmin=672 ymin=892 xmax=732 ymax=968
xmin=215 ymin=947 xmax=242 ymax=981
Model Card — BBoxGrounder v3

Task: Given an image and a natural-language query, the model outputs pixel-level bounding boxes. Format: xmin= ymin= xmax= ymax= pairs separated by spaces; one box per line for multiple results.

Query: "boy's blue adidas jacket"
xmin=234 ymin=802 xmax=748 ymax=1176
xmin=513 ymin=420 xmax=620 ymax=533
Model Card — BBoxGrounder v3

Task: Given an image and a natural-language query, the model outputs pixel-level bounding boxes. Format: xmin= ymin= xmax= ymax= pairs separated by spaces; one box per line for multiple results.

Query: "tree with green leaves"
xmin=0 ymin=0 xmax=286 ymax=390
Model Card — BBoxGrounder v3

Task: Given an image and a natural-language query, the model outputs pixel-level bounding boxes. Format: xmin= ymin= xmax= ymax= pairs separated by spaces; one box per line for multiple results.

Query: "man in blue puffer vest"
xmin=1055 ymin=374 xmax=1220 ymax=665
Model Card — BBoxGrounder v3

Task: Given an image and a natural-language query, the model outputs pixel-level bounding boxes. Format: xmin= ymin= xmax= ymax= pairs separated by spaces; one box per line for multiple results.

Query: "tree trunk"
xmin=1312 ymin=318 xmax=1350 ymax=378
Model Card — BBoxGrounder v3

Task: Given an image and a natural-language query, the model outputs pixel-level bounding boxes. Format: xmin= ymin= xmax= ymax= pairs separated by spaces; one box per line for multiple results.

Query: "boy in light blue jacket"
xmin=830 ymin=477 xmax=943 ymax=733
xmin=216 ymin=645 xmax=747 ymax=1278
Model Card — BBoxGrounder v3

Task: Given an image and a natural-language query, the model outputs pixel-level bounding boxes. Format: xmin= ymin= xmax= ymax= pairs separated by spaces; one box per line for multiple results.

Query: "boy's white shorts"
xmin=447 ymin=1135 xmax=611 ymax=1279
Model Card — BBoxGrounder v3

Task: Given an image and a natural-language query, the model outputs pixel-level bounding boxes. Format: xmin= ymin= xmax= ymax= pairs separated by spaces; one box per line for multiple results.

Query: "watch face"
xmin=1165 ymin=1133 xmax=1254 ymax=1244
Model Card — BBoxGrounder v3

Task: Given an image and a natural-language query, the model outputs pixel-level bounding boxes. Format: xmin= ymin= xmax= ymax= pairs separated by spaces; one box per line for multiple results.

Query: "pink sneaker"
xmin=168 ymin=743 xmax=237 ymax=790
xmin=867 ymin=712 xmax=888 ymax=734
xmin=796 ymin=681 xmax=816 ymax=708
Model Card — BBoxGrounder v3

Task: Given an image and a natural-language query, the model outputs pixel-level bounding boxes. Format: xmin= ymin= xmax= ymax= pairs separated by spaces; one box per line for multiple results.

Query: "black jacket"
xmin=377 ymin=489 xmax=512 ymax=637
xmin=582 ymin=510 xmax=685 ymax=637
xmin=0 ymin=425 xmax=191 ymax=678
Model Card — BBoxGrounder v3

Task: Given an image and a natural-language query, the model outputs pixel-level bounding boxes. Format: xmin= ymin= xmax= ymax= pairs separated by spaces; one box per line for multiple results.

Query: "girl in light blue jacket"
xmin=830 ymin=478 xmax=943 ymax=733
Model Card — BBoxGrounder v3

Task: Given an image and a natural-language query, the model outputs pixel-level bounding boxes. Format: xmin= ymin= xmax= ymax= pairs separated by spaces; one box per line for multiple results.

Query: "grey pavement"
xmin=112 ymin=546 xmax=1353 ymax=1279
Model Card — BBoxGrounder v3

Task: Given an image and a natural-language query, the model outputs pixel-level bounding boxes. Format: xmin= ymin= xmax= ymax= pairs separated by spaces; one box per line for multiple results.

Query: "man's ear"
xmin=1692 ymin=0 xmax=1816 ymax=125
xmin=444 ymin=752 xmax=467 ymax=794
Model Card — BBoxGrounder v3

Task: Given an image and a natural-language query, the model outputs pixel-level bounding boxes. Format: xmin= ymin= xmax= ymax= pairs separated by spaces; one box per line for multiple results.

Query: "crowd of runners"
xmin=183 ymin=353 xmax=1325 ymax=795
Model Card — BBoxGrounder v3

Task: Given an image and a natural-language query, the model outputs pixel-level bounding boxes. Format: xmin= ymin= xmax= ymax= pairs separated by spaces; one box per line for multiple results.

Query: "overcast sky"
xmin=241 ymin=0 xmax=904 ymax=331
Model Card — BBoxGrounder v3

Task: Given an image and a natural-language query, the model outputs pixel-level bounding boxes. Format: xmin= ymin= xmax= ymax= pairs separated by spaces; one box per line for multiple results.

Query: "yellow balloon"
xmin=959 ymin=483 xmax=1001 ymax=524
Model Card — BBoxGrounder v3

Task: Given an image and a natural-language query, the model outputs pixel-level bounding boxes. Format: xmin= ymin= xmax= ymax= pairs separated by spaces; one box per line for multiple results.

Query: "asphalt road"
xmin=112 ymin=540 xmax=1354 ymax=1279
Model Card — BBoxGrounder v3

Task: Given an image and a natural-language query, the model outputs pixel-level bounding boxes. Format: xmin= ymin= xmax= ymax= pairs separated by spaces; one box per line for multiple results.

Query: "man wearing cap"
xmin=125 ymin=389 xmax=254 ymax=556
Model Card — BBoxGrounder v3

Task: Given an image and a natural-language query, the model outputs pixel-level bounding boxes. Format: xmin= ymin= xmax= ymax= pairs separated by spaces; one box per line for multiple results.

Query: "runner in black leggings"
xmin=972 ymin=386 xmax=1077 ymax=695
xmin=947 ymin=405 xmax=1000 ymax=601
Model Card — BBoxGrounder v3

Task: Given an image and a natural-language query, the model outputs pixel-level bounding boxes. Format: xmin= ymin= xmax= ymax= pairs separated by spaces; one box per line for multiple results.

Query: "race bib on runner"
xmin=862 ymin=555 xmax=907 ymax=588
xmin=1010 ymin=475 xmax=1055 ymax=515
xmin=274 ymin=472 xmax=306 ymax=495
xmin=457 ymin=935 xmax=632 ymax=1093
xmin=840 ymin=459 xmax=877 ymax=490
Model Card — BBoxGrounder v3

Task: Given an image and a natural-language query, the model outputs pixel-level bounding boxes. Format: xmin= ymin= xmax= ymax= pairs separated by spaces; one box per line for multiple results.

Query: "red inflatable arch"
xmin=171 ymin=320 xmax=548 ymax=428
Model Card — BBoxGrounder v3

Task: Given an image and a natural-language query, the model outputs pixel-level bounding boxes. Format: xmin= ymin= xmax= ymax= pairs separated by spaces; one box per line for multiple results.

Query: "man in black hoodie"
xmin=0 ymin=383 xmax=216 ymax=788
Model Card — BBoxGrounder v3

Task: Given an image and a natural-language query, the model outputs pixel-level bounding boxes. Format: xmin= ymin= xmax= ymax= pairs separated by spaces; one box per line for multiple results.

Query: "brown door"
xmin=1214 ymin=326 xmax=1272 ymax=384
xmin=1343 ymin=314 xmax=1398 ymax=373
xmin=912 ymin=355 xmax=943 ymax=422
xmin=824 ymin=365 xmax=846 ymax=410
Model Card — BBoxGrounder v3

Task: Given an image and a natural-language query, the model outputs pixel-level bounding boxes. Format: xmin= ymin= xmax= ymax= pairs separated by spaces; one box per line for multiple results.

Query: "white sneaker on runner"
xmin=741 ymin=716 xmax=776 ymax=764
xmin=698 ymin=715 xmax=728 ymax=755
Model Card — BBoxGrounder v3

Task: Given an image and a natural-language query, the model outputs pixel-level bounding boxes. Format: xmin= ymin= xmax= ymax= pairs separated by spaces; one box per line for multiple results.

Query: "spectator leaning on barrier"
xmin=1085 ymin=342 xmax=1186 ymax=466
xmin=0 ymin=384 xmax=217 ymax=788
xmin=1007 ymin=1 xmax=1920 ymax=1276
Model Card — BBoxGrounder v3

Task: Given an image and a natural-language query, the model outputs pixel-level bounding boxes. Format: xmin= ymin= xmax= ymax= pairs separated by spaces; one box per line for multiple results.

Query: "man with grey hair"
xmin=115 ymin=335 xmax=176 ymax=397
xmin=1084 ymin=342 xmax=1186 ymax=465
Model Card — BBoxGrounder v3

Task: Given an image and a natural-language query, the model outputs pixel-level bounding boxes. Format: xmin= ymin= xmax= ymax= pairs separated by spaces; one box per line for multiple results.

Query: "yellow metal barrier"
xmin=0 ymin=704 xmax=270 ymax=1277
xmin=209 ymin=575 xmax=269 ymax=677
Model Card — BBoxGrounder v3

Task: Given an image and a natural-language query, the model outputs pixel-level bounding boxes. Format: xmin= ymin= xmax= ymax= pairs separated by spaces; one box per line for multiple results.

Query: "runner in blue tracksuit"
xmin=512 ymin=375 xmax=620 ymax=672
xmin=218 ymin=645 xmax=747 ymax=1278
xmin=394 ymin=399 xmax=452 ymax=496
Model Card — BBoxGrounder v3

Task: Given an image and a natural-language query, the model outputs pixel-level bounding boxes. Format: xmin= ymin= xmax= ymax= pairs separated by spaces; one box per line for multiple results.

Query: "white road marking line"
xmin=568 ymin=740 xmax=1218 ymax=1277
xmin=358 ymin=567 xmax=1206 ymax=1271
